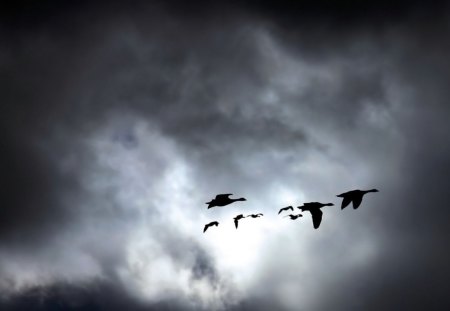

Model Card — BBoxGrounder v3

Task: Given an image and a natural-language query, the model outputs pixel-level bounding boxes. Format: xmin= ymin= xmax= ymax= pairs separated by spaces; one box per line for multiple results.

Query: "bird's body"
xmin=337 ymin=189 xmax=379 ymax=210
xmin=278 ymin=206 xmax=294 ymax=215
xmin=233 ymin=214 xmax=246 ymax=229
xmin=284 ymin=214 xmax=303 ymax=220
xmin=298 ymin=202 xmax=334 ymax=229
xmin=206 ymin=194 xmax=247 ymax=209
xmin=247 ymin=213 xmax=263 ymax=218
xmin=203 ymin=221 xmax=219 ymax=233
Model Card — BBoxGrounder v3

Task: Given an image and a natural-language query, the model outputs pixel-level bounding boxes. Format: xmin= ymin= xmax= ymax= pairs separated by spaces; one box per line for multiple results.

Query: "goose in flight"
xmin=337 ymin=189 xmax=379 ymax=210
xmin=278 ymin=206 xmax=294 ymax=215
xmin=203 ymin=221 xmax=219 ymax=233
xmin=298 ymin=202 xmax=334 ymax=229
xmin=206 ymin=194 xmax=247 ymax=209
xmin=284 ymin=214 xmax=303 ymax=220
xmin=233 ymin=214 xmax=246 ymax=229
xmin=247 ymin=213 xmax=263 ymax=218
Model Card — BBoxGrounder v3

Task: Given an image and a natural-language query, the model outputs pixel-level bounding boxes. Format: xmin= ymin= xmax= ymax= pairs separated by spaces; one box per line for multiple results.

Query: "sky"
xmin=1 ymin=1 xmax=450 ymax=310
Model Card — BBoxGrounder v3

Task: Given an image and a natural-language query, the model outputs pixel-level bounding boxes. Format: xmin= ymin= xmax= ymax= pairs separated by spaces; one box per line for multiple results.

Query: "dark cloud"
xmin=0 ymin=280 xmax=191 ymax=311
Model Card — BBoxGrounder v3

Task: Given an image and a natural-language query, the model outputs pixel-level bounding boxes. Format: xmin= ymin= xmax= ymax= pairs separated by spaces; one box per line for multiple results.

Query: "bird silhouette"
xmin=203 ymin=221 xmax=219 ymax=233
xmin=278 ymin=206 xmax=294 ymax=215
xmin=284 ymin=214 xmax=303 ymax=220
xmin=233 ymin=214 xmax=246 ymax=229
xmin=298 ymin=202 xmax=334 ymax=229
xmin=247 ymin=213 xmax=263 ymax=218
xmin=206 ymin=194 xmax=247 ymax=209
xmin=336 ymin=189 xmax=379 ymax=210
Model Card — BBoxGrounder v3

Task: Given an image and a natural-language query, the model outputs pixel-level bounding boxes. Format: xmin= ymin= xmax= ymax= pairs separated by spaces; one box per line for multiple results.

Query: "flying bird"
xmin=247 ymin=213 xmax=263 ymax=218
xmin=206 ymin=194 xmax=247 ymax=209
xmin=336 ymin=189 xmax=379 ymax=210
xmin=233 ymin=214 xmax=246 ymax=229
xmin=203 ymin=221 xmax=219 ymax=233
xmin=298 ymin=202 xmax=334 ymax=229
xmin=278 ymin=206 xmax=294 ymax=215
xmin=284 ymin=214 xmax=303 ymax=220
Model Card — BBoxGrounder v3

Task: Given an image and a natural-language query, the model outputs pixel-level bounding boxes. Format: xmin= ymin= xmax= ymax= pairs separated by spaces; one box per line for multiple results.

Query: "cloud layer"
xmin=1 ymin=1 xmax=450 ymax=310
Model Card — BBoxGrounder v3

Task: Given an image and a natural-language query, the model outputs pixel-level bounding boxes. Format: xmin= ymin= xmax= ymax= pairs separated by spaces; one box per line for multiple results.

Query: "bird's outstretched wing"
xmin=204 ymin=221 xmax=219 ymax=232
xmin=203 ymin=224 xmax=209 ymax=233
xmin=352 ymin=195 xmax=363 ymax=209
xmin=310 ymin=209 xmax=323 ymax=229
xmin=278 ymin=206 xmax=293 ymax=214
xmin=216 ymin=193 xmax=232 ymax=200
xmin=341 ymin=196 xmax=352 ymax=209
xmin=234 ymin=218 xmax=239 ymax=229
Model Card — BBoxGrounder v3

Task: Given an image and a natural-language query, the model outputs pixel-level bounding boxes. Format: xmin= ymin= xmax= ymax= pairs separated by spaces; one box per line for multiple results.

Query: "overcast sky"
xmin=1 ymin=1 xmax=450 ymax=310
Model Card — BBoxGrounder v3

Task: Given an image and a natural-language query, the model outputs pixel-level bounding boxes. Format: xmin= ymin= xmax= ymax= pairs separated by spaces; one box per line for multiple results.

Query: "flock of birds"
xmin=203 ymin=189 xmax=379 ymax=232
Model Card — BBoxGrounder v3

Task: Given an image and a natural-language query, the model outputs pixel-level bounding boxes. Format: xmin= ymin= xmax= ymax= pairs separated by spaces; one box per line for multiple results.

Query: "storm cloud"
xmin=1 ymin=1 xmax=450 ymax=310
